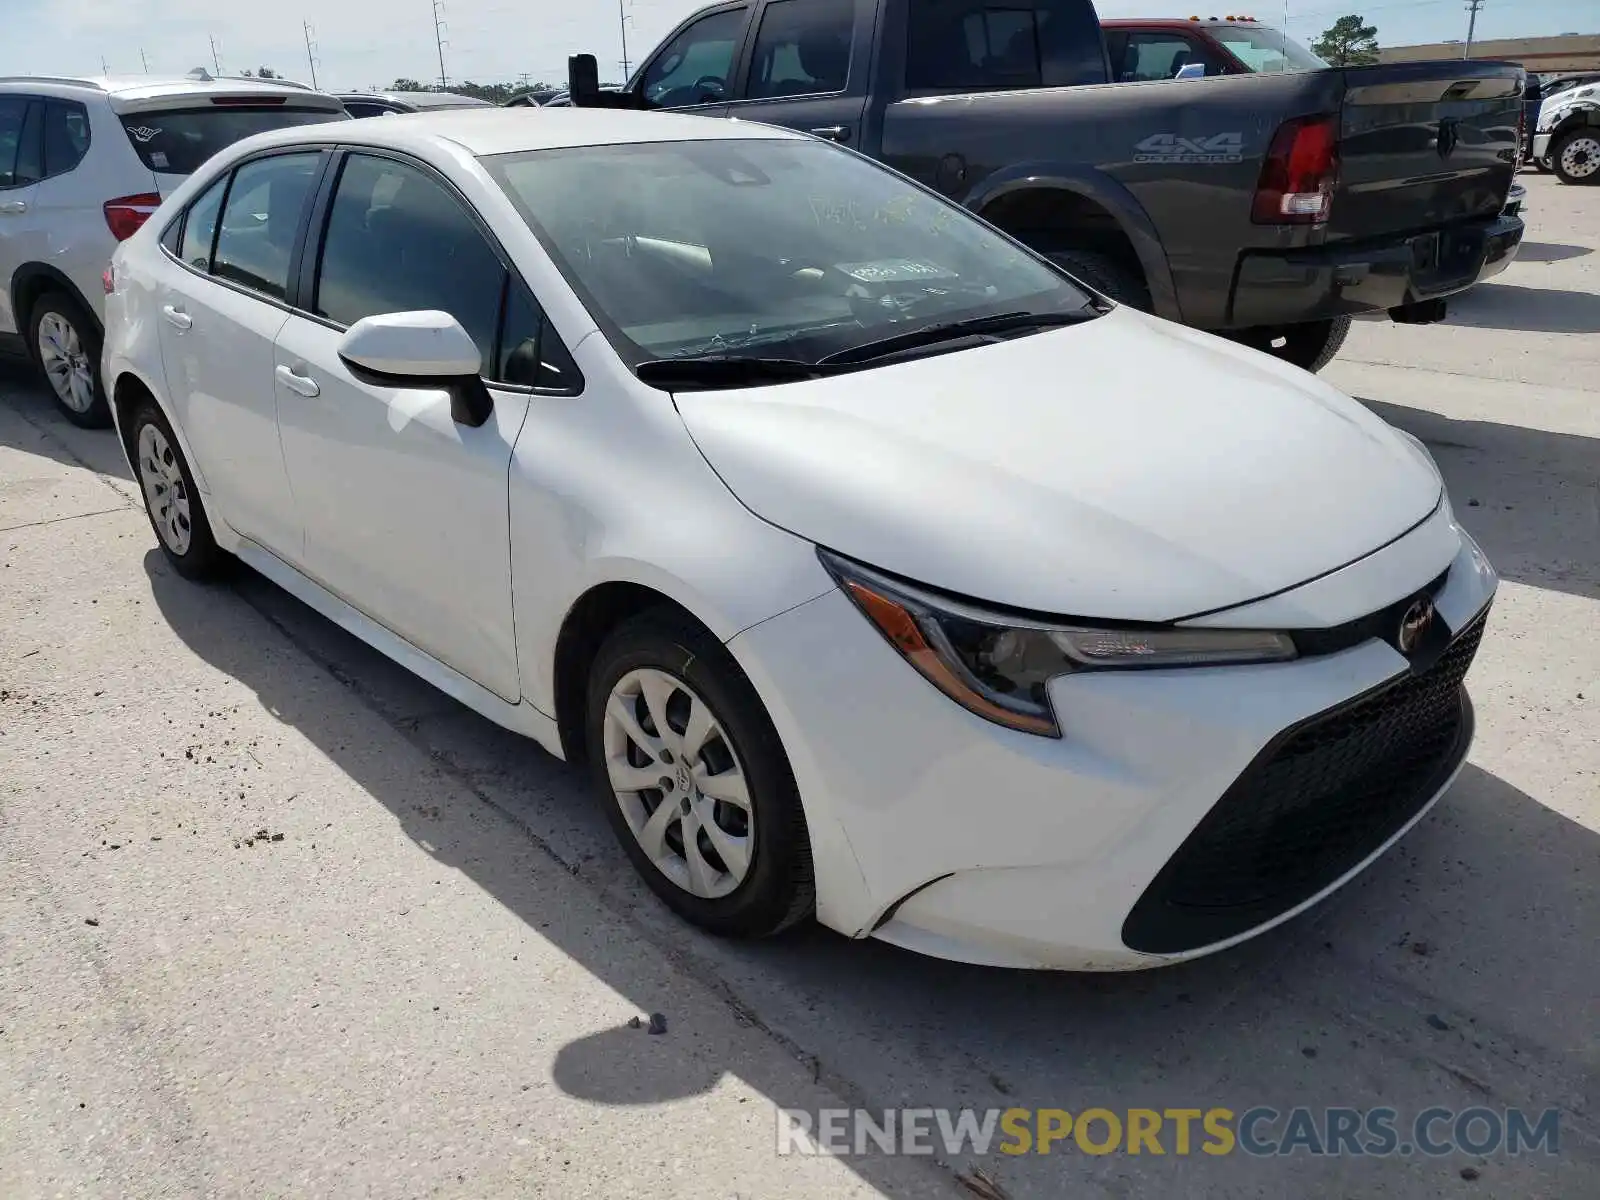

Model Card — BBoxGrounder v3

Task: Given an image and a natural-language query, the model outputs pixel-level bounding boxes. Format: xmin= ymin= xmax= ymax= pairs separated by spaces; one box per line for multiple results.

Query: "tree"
xmin=1312 ymin=15 xmax=1379 ymax=66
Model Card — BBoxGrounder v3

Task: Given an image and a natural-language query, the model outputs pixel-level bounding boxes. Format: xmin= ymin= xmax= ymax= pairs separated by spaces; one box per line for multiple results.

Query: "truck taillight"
xmin=1251 ymin=114 xmax=1339 ymax=225
xmin=104 ymin=193 xmax=161 ymax=241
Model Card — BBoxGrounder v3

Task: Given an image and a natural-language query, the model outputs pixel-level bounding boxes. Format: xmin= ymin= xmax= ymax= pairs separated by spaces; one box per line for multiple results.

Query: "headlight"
xmin=818 ymin=550 xmax=1297 ymax=738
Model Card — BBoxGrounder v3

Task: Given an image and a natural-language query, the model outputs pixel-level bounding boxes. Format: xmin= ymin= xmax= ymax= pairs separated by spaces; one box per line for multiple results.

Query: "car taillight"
xmin=104 ymin=193 xmax=161 ymax=241
xmin=1251 ymin=114 xmax=1339 ymax=225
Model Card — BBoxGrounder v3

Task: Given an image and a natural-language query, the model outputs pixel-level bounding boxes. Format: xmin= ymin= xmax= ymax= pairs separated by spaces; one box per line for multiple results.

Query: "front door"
xmin=152 ymin=152 xmax=321 ymax=556
xmin=273 ymin=151 xmax=527 ymax=702
xmin=636 ymin=3 xmax=752 ymax=119
xmin=725 ymin=0 xmax=865 ymax=147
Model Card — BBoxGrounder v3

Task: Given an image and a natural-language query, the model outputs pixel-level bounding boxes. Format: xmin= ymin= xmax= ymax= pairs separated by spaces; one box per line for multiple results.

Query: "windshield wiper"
xmin=817 ymin=309 xmax=1095 ymax=368
xmin=635 ymin=355 xmax=848 ymax=391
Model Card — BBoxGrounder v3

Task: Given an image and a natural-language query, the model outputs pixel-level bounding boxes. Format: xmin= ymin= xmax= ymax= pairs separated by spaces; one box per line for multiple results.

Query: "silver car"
xmin=0 ymin=73 xmax=346 ymax=425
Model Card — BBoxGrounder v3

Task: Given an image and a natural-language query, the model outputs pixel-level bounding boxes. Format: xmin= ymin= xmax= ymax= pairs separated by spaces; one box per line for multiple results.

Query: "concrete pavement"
xmin=2 ymin=170 xmax=1596 ymax=1198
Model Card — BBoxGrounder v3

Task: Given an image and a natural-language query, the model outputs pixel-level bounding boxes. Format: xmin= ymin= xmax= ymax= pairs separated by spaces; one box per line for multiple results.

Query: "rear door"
xmin=0 ymin=96 xmax=44 ymax=336
xmin=1330 ymin=61 xmax=1522 ymax=241
xmin=725 ymin=0 xmax=866 ymax=146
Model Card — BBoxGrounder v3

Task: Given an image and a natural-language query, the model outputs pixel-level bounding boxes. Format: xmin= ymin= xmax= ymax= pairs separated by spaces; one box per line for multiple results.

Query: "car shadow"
xmin=1443 ymin=280 xmax=1600 ymax=335
xmin=1513 ymin=241 xmax=1594 ymax=265
xmin=0 ymin=358 xmax=134 ymax=483
xmin=1360 ymin=398 xmax=1600 ymax=604
xmin=140 ymin=548 xmax=1600 ymax=1196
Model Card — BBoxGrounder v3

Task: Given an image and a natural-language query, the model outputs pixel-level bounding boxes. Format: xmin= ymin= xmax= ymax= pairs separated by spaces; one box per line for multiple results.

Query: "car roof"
xmin=236 ymin=106 xmax=807 ymax=158
xmin=340 ymin=91 xmax=494 ymax=108
xmin=0 ymin=74 xmax=334 ymax=100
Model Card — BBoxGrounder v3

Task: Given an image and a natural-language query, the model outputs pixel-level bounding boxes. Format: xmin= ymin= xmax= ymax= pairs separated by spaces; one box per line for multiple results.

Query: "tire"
xmin=1551 ymin=128 xmax=1600 ymax=186
xmin=128 ymin=400 xmax=229 ymax=580
xmin=28 ymin=291 xmax=112 ymax=428
xmin=1040 ymin=247 xmax=1153 ymax=313
xmin=585 ymin=607 xmax=814 ymax=939
xmin=1229 ymin=316 xmax=1352 ymax=375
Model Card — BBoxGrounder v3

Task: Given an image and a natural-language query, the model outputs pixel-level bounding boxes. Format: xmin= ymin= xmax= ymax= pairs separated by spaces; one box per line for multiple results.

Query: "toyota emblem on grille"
xmin=1398 ymin=598 xmax=1436 ymax=654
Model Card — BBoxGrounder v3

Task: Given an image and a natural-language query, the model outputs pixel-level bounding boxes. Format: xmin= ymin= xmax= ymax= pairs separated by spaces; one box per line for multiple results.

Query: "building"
xmin=1379 ymin=33 xmax=1600 ymax=72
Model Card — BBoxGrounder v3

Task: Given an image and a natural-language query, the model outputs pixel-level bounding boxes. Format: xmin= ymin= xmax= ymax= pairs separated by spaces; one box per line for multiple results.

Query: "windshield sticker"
xmin=809 ymin=197 xmax=870 ymax=231
xmin=1134 ymin=132 xmax=1244 ymax=164
xmin=150 ymin=151 xmax=170 ymax=169
xmin=126 ymin=125 xmax=163 ymax=143
xmin=835 ymin=259 xmax=957 ymax=284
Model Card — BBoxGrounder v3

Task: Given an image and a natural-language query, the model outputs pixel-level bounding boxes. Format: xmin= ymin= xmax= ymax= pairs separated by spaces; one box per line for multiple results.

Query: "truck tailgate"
xmin=1331 ymin=60 xmax=1522 ymax=241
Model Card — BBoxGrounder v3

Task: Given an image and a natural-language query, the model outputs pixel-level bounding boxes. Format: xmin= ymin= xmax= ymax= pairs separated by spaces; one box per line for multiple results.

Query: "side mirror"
xmin=336 ymin=310 xmax=494 ymax=427
xmin=1174 ymin=62 xmax=1206 ymax=80
xmin=568 ymin=53 xmax=602 ymax=107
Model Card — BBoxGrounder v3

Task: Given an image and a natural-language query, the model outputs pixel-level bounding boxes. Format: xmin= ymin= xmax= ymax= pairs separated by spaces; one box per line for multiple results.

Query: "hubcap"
xmin=1561 ymin=135 xmax=1599 ymax=180
xmin=137 ymin=424 xmax=193 ymax=555
xmin=602 ymin=667 xmax=753 ymax=900
xmin=37 ymin=313 xmax=95 ymax=413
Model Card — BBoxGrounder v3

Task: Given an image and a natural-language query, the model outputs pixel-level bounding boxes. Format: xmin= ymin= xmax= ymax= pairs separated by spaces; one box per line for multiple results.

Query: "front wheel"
xmin=130 ymin=402 xmax=229 ymax=580
xmin=585 ymin=609 xmax=814 ymax=939
xmin=1551 ymin=128 xmax=1600 ymax=186
xmin=1228 ymin=316 xmax=1352 ymax=374
xmin=29 ymin=293 xmax=111 ymax=428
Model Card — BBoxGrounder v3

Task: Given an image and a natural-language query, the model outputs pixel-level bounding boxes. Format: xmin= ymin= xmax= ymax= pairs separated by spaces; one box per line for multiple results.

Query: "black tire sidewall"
xmin=29 ymin=293 xmax=111 ymax=428
xmin=1042 ymin=248 xmax=1153 ymax=313
xmin=129 ymin=401 xmax=225 ymax=580
xmin=584 ymin=610 xmax=813 ymax=938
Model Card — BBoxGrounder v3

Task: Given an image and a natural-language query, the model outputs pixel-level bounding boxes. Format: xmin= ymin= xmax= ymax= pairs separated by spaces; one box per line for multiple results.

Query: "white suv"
xmin=0 ymin=74 xmax=346 ymax=425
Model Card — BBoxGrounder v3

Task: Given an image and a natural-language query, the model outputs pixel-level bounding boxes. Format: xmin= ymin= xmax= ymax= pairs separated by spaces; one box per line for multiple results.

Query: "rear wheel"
xmin=130 ymin=401 xmax=228 ymax=580
xmin=1228 ymin=316 xmax=1352 ymax=375
xmin=585 ymin=608 xmax=814 ymax=939
xmin=1551 ymin=128 xmax=1600 ymax=186
xmin=29 ymin=292 xmax=111 ymax=428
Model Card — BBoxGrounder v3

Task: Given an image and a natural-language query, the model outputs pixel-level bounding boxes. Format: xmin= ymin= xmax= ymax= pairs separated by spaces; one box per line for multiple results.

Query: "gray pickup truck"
xmin=566 ymin=0 xmax=1525 ymax=372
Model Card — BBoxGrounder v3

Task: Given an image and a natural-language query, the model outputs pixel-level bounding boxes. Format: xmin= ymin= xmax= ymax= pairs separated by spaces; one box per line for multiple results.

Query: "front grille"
xmin=1122 ymin=607 xmax=1489 ymax=956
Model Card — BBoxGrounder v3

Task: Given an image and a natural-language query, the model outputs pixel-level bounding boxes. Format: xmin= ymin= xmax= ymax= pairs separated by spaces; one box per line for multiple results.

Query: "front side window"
xmin=211 ymin=153 xmax=322 ymax=300
xmin=747 ymin=0 xmax=854 ymax=99
xmin=484 ymin=137 xmax=1093 ymax=369
xmin=498 ymin=281 xmax=583 ymax=391
xmin=639 ymin=8 xmax=748 ymax=108
xmin=41 ymin=101 xmax=91 ymax=177
xmin=119 ymin=106 xmax=345 ymax=175
xmin=314 ymin=154 xmax=505 ymax=374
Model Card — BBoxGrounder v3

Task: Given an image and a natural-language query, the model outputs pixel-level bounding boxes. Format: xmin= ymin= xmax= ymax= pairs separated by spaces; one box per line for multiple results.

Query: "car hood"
xmin=672 ymin=309 xmax=1442 ymax=622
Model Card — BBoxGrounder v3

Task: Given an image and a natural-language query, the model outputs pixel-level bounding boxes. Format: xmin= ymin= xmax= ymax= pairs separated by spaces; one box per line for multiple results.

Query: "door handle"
xmin=275 ymin=363 xmax=320 ymax=398
xmin=0 ymin=200 xmax=26 ymax=215
xmin=809 ymin=125 xmax=850 ymax=143
xmin=161 ymin=304 xmax=192 ymax=331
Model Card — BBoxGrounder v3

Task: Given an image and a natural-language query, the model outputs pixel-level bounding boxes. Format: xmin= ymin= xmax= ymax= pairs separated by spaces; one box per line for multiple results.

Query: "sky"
xmin=2 ymin=0 xmax=1596 ymax=91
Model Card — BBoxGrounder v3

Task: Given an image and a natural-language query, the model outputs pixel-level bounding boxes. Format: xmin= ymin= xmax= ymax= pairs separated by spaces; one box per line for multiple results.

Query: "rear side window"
xmin=212 ymin=153 xmax=322 ymax=300
xmin=41 ymin=101 xmax=91 ymax=176
xmin=119 ymin=106 xmax=345 ymax=175
xmin=909 ymin=0 xmax=1047 ymax=89
xmin=747 ymin=0 xmax=855 ymax=99
xmin=1115 ymin=32 xmax=1207 ymax=82
xmin=313 ymin=154 xmax=505 ymax=374
xmin=177 ymin=176 xmax=228 ymax=269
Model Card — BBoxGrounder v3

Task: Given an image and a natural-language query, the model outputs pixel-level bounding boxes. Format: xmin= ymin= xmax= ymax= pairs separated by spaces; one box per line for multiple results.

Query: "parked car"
xmin=1533 ymin=80 xmax=1600 ymax=185
xmin=105 ymin=108 xmax=1497 ymax=971
xmin=0 ymin=74 xmax=348 ymax=425
xmin=337 ymin=91 xmax=494 ymax=118
xmin=563 ymin=0 xmax=1525 ymax=375
xmin=1101 ymin=16 xmax=1329 ymax=79
xmin=504 ymin=89 xmax=564 ymax=107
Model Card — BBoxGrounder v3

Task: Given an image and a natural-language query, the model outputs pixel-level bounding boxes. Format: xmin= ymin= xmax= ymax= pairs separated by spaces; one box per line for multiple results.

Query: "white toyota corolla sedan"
xmin=103 ymin=109 xmax=1496 ymax=971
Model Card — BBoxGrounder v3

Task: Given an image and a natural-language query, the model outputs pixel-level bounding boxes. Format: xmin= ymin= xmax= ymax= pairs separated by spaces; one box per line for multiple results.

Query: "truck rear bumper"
xmin=1227 ymin=213 xmax=1524 ymax=328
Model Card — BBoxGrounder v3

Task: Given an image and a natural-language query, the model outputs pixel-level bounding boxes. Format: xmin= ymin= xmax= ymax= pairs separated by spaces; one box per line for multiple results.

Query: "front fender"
xmin=963 ymin=163 xmax=1181 ymax=322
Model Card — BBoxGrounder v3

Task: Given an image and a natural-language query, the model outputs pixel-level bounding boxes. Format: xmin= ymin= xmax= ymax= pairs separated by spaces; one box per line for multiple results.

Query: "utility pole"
xmin=432 ymin=0 xmax=450 ymax=89
xmin=140 ymin=48 xmax=150 ymax=74
xmin=210 ymin=34 xmax=222 ymax=75
xmin=101 ymin=56 xmax=111 ymax=74
xmin=303 ymin=22 xmax=321 ymax=89
xmin=1463 ymin=0 xmax=1483 ymax=59
xmin=619 ymin=0 xmax=632 ymax=80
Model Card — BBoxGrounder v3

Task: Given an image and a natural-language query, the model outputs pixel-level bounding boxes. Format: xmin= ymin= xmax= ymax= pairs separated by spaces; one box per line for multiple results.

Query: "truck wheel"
xmin=1231 ymin=316 xmax=1352 ymax=374
xmin=1551 ymin=129 xmax=1600 ymax=185
xmin=1042 ymin=248 xmax=1153 ymax=313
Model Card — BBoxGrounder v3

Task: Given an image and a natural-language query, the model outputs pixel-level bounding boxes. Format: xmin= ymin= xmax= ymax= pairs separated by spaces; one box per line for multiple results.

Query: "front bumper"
xmin=1229 ymin=212 xmax=1525 ymax=328
xmin=729 ymin=518 xmax=1497 ymax=971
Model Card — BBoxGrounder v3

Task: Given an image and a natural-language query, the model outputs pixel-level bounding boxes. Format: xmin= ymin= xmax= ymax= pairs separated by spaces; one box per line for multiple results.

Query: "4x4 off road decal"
xmin=1134 ymin=132 xmax=1244 ymax=164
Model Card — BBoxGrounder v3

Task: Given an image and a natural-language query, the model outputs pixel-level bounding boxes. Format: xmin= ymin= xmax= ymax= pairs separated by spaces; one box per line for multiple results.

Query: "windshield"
xmin=483 ymin=138 xmax=1094 ymax=368
xmin=119 ymin=106 xmax=346 ymax=175
xmin=1213 ymin=27 xmax=1327 ymax=73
